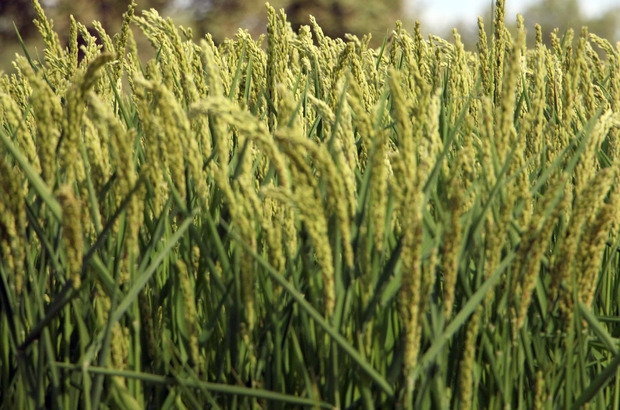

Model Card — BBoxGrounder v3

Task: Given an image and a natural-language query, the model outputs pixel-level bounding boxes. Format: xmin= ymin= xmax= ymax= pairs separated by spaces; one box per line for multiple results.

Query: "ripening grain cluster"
xmin=2 ymin=0 xmax=620 ymax=408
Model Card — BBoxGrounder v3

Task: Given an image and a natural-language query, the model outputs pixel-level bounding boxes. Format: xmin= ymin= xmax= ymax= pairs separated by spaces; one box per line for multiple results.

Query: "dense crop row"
xmin=2 ymin=0 xmax=620 ymax=408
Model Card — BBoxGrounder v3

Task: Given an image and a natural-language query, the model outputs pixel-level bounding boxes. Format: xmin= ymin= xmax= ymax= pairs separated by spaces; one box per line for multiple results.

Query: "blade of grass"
xmin=219 ymin=219 xmax=395 ymax=397
xmin=414 ymin=250 xmax=516 ymax=380
xmin=0 ymin=128 xmax=62 ymax=221
xmin=55 ymin=363 xmax=335 ymax=408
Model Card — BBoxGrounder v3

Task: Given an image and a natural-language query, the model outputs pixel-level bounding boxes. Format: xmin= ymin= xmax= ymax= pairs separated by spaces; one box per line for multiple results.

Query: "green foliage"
xmin=3 ymin=1 xmax=620 ymax=409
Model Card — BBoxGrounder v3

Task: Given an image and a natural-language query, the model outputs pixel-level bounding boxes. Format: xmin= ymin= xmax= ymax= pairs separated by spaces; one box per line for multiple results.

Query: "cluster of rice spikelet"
xmin=3 ymin=0 xmax=620 ymax=408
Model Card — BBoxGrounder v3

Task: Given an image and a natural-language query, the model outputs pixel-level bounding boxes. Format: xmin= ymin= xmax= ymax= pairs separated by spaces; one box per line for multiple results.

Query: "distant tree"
xmin=184 ymin=0 xmax=288 ymax=44
xmin=0 ymin=0 xmax=38 ymax=43
xmin=285 ymin=0 xmax=405 ymax=41
xmin=46 ymin=0 xmax=174 ymax=35
xmin=447 ymin=0 xmax=620 ymax=51
xmin=0 ymin=0 xmax=175 ymax=45
xmin=189 ymin=0 xmax=411 ymax=45
xmin=2 ymin=0 xmax=412 ymax=51
xmin=524 ymin=0 xmax=581 ymax=34
xmin=9 ymin=0 xmax=619 ymax=57
xmin=523 ymin=0 xmax=619 ymax=45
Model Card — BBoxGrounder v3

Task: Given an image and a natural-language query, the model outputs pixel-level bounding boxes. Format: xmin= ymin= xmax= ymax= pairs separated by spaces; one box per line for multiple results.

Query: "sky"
xmin=414 ymin=0 xmax=620 ymax=31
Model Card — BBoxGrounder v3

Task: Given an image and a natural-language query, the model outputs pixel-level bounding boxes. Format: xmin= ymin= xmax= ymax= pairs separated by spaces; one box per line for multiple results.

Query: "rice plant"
xmin=2 ymin=0 xmax=620 ymax=408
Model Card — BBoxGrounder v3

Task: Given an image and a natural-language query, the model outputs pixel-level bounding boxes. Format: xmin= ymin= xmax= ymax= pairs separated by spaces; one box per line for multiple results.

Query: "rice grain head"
xmin=57 ymin=185 xmax=83 ymax=290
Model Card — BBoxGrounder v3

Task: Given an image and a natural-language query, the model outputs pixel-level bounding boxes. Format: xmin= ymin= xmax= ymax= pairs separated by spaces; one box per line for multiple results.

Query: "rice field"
xmin=2 ymin=0 xmax=620 ymax=408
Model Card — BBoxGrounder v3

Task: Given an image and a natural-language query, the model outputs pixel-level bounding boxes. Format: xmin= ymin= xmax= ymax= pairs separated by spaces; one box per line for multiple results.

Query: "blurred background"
xmin=1 ymin=0 xmax=619 ymax=72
